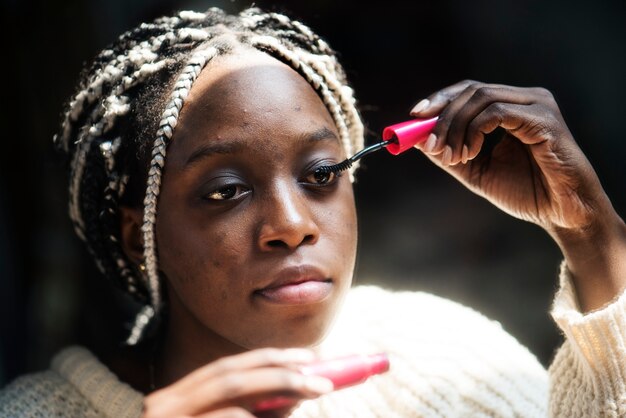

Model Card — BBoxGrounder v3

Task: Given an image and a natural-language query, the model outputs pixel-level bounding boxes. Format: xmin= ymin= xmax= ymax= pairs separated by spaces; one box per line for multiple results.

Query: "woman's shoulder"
xmin=0 ymin=359 xmax=100 ymax=417
xmin=0 ymin=346 xmax=143 ymax=418
xmin=336 ymin=285 xmax=529 ymax=342
xmin=327 ymin=285 xmax=548 ymax=369
xmin=345 ymin=284 xmax=497 ymax=319
xmin=311 ymin=285 xmax=549 ymax=416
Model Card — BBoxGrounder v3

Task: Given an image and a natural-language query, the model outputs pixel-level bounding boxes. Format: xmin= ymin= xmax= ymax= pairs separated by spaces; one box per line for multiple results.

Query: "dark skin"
xmin=121 ymin=47 xmax=356 ymax=417
xmin=117 ymin=51 xmax=626 ymax=416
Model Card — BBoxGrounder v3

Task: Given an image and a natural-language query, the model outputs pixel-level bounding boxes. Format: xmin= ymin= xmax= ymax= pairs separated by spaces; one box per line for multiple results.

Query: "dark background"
xmin=1 ymin=0 xmax=625 ymax=385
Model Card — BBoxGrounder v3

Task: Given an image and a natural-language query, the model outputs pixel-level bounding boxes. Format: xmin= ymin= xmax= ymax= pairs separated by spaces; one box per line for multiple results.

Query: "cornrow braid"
xmin=56 ymin=7 xmax=364 ymax=344
xmin=138 ymin=45 xmax=221 ymax=344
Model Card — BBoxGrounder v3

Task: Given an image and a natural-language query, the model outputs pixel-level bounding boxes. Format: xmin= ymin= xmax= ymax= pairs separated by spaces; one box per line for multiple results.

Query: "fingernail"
xmin=461 ymin=145 xmax=469 ymax=164
xmin=283 ymin=349 xmax=316 ymax=363
xmin=410 ymin=99 xmax=430 ymax=114
xmin=424 ymin=133 xmax=437 ymax=153
xmin=304 ymin=376 xmax=334 ymax=394
xmin=442 ymin=146 xmax=452 ymax=166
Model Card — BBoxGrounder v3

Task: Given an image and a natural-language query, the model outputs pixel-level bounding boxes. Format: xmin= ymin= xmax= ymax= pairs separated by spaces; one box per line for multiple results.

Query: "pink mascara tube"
xmin=253 ymin=352 xmax=390 ymax=412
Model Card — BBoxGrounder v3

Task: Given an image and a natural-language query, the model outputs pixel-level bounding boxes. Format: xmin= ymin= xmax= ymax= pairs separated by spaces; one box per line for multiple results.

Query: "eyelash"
xmin=301 ymin=163 xmax=342 ymax=188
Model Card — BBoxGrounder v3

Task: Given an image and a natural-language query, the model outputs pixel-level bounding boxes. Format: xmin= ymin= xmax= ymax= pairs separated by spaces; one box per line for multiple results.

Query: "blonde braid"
xmin=140 ymin=45 xmax=220 ymax=333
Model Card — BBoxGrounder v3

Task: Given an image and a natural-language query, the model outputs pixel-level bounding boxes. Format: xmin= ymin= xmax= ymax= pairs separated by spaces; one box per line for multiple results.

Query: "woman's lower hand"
xmin=411 ymin=80 xmax=626 ymax=311
xmin=142 ymin=348 xmax=332 ymax=418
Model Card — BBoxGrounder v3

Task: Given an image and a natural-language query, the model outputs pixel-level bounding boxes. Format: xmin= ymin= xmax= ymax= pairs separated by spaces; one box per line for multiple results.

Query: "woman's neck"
xmin=153 ymin=304 xmax=247 ymax=390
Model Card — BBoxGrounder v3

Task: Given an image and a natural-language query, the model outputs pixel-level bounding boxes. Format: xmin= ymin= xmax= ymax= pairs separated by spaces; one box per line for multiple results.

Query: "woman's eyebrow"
xmin=302 ymin=127 xmax=339 ymax=143
xmin=184 ymin=141 xmax=245 ymax=169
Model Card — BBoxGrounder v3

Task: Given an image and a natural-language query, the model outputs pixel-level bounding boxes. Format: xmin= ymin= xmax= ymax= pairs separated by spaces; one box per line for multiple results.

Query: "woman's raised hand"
xmin=410 ymin=80 xmax=606 ymax=230
xmin=410 ymin=80 xmax=626 ymax=312
xmin=142 ymin=348 xmax=332 ymax=418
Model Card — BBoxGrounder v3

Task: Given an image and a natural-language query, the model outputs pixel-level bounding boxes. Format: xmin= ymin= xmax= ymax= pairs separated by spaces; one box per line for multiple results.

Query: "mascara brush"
xmin=316 ymin=117 xmax=438 ymax=175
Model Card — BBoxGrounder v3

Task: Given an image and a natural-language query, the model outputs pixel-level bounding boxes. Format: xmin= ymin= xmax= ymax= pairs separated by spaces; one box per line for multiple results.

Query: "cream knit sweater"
xmin=2 ymin=263 xmax=626 ymax=417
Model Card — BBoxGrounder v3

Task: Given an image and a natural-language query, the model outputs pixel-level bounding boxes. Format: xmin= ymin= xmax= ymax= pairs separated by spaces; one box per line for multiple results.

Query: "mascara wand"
xmin=316 ymin=116 xmax=438 ymax=176
xmin=316 ymin=139 xmax=392 ymax=174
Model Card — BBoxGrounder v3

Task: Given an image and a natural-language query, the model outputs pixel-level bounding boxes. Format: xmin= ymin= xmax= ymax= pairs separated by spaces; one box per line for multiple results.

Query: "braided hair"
xmin=55 ymin=7 xmax=364 ymax=345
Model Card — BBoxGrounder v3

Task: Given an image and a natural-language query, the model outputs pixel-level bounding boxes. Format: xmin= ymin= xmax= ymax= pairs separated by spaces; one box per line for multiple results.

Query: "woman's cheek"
xmin=186 ymin=234 xmax=244 ymax=283
xmin=322 ymin=202 xmax=357 ymax=277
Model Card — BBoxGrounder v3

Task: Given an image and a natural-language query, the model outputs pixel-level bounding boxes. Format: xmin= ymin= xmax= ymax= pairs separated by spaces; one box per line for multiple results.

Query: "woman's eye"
xmin=205 ymin=185 xmax=248 ymax=201
xmin=304 ymin=168 xmax=338 ymax=185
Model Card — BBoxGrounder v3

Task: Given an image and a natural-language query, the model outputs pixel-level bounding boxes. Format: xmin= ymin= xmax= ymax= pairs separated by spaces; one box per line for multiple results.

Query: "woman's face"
xmin=155 ymin=47 xmax=357 ymax=353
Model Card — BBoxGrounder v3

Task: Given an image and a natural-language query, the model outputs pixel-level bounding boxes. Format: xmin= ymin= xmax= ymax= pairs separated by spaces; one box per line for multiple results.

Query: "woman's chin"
xmin=240 ymin=309 xmax=338 ymax=349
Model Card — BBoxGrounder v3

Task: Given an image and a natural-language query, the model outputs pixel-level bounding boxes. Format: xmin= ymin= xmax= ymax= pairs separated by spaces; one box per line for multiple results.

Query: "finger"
xmin=174 ymin=348 xmax=316 ymax=393
xmin=196 ymin=368 xmax=332 ymax=412
xmin=466 ymin=101 xmax=558 ymax=157
xmin=431 ymin=101 xmax=542 ymax=170
xmin=169 ymin=367 xmax=332 ymax=416
xmin=410 ymin=79 xmax=478 ymax=118
xmin=409 ymin=80 xmax=526 ymax=118
xmin=444 ymin=86 xmax=541 ymax=164
xmin=423 ymin=83 xmax=484 ymax=161
xmin=414 ymin=82 xmax=487 ymax=159
xmin=412 ymin=81 xmax=488 ymax=157
xmin=194 ymin=407 xmax=257 ymax=418
xmin=410 ymin=82 xmax=545 ymax=160
xmin=427 ymin=85 xmax=551 ymax=165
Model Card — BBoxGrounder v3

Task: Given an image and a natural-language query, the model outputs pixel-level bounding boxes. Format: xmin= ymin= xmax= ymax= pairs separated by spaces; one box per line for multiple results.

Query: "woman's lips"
xmin=255 ymin=266 xmax=332 ymax=305
xmin=256 ymin=280 xmax=332 ymax=305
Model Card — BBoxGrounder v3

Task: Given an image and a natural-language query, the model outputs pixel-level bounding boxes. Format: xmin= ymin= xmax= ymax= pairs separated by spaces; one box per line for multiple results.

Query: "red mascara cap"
xmin=383 ymin=117 xmax=438 ymax=155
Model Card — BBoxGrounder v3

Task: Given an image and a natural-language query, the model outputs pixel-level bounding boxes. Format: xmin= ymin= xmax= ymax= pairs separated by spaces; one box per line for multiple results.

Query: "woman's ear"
xmin=119 ymin=206 xmax=144 ymax=265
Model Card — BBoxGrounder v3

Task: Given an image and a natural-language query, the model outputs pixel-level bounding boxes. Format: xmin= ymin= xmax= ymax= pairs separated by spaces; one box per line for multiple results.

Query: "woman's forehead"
xmin=184 ymin=48 xmax=320 ymax=112
xmin=166 ymin=48 xmax=340 ymax=168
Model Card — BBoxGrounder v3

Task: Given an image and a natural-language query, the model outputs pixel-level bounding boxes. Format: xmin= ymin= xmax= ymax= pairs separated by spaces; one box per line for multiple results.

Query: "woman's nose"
xmin=257 ymin=183 xmax=320 ymax=251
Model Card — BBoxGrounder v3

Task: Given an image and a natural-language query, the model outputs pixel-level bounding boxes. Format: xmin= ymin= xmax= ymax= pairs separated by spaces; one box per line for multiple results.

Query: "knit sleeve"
xmin=549 ymin=261 xmax=626 ymax=417
xmin=0 ymin=346 xmax=144 ymax=418
xmin=0 ymin=370 xmax=103 ymax=417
